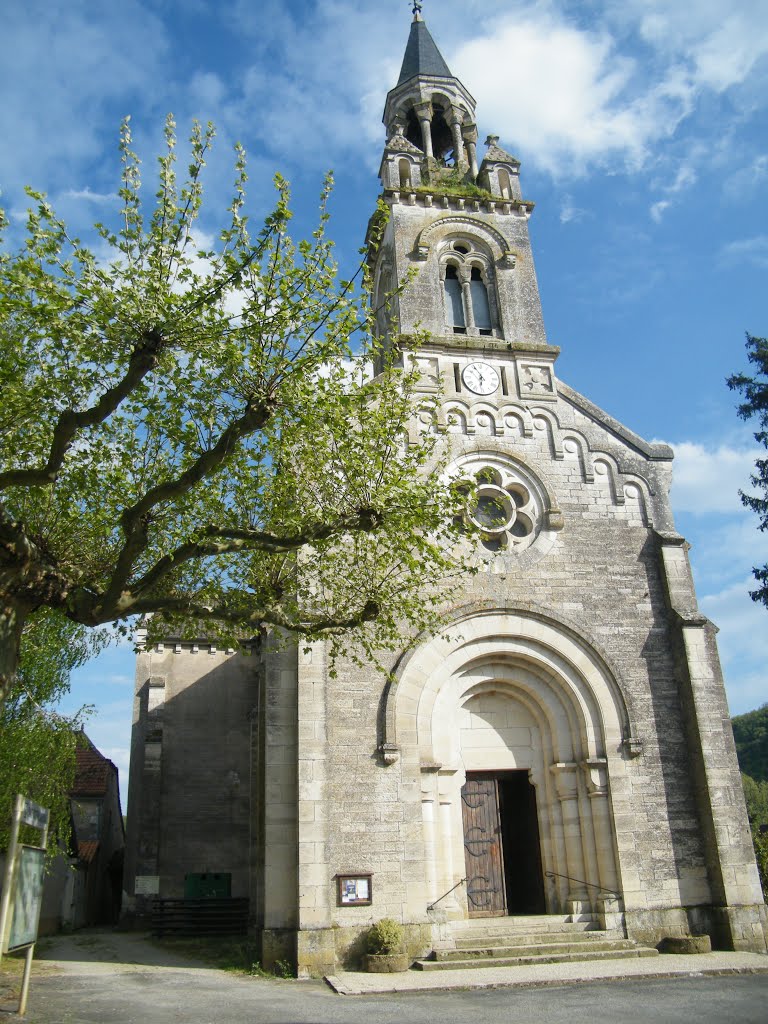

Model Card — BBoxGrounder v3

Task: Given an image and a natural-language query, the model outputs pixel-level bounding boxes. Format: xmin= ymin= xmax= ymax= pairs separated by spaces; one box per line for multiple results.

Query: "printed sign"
xmin=134 ymin=875 xmax=160 ymax=895
xmin=337 ymin=874 xmax=373 ymax=906
xmin=20 ymin=799 xmax=49 ymax=831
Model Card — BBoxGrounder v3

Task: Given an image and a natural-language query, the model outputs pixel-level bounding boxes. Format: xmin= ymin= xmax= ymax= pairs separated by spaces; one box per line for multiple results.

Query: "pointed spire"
xmin=397 ymin=11 xmax=453 ymax=85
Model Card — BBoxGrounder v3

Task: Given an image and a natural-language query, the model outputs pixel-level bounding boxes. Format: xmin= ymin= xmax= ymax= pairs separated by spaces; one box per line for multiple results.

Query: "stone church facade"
xmin=124 ymin=12 xmax=767 ymax=975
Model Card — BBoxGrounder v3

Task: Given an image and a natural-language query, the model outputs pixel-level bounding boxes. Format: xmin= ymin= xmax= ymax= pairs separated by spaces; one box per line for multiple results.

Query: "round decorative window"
xmin=454 ymin=464 xmax=540 ymax=553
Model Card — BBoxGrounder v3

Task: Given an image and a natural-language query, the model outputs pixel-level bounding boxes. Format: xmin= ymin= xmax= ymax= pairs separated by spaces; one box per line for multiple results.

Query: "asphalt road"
xmin=3 ymin=931 xmax=767 ymax=1024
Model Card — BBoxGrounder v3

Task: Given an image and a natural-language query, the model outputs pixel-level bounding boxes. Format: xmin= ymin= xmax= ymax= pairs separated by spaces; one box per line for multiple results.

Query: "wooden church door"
xmin=461 ymin=774 xmax=507 ymax=916
xmin=461 ymin=771 xmax=547 ymax=917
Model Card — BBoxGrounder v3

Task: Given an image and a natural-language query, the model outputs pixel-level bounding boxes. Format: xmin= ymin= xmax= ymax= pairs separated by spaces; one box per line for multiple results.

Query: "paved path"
xmin=1 ymin=930 xmax=766 ymax=1024
xmin=328 ymin=949 xmax=768 ymax=994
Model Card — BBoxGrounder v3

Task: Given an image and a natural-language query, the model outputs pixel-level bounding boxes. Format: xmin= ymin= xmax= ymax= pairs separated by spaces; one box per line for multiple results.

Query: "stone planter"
xmin=365 ymin=953 xmax=411 ymax=973
xmin=658 ymin=935 xmax=712 ymax=954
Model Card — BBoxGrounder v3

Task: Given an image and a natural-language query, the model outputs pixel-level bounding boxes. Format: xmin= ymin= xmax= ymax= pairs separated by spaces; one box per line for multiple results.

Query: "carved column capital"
xmin=582 ymin=757 xmax=609 ymax=798
xmin=550 ymin=761 xmax=579 ymax=801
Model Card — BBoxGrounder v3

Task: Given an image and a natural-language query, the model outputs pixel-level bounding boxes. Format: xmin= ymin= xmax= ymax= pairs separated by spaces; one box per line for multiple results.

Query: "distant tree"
xmin=732 ymin=703 xmax=768 ymax=783
xmin=727 ymin=334 xmax=768 ymax=607
xmin=0 ymin=610 xmax=107 ymax=850
xmin=0 ymin=117 xmax=469 ymax=709
xmin=741 ymin=774 xmax=768 ymax=899
xmin=742 ymin=773 xmax=768 ymax=828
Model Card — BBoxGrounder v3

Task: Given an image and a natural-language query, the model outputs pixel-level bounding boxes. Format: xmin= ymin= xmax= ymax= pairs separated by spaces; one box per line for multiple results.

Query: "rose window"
xmin=455 ymin=466 xmax=540 ymax=553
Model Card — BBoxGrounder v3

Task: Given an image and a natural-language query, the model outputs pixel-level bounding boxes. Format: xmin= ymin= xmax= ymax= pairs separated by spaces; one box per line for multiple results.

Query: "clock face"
xmin=462 ymin=361 xmax=499 ymax=396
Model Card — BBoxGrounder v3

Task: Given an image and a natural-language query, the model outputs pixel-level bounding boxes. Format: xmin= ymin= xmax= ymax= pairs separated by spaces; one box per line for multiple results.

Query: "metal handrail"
xmin=545 ymin=871 xmax=621 ymax=900
xmin=427 ymin=877 xmax=468 ymax=911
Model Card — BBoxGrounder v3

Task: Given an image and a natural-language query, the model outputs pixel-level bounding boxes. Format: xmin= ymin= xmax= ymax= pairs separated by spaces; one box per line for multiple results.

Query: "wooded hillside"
xmin=733 ymin=703 xmax=768 ymax=783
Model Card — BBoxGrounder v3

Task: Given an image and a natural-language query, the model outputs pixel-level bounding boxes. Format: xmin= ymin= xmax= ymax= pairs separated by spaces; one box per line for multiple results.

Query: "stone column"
xmin=457 ymin=265 xmax=475 ymax=331
xmin=450 ymin=112 xmax=466 ymax=168
xmin=582 ymin=759 xmax=619 ymax=891
xmin=551 ymin=762 xmax=590 ymax=914
xmin=583 ymin=758 xmax=623 ymax=930
xmin=437 ymin=775 xmax=456 ymax=894
xmin=420 ymin=767 xmax=440 ymax=905
xmin=463 ymin=123 xmax=479 ymax=179
xmin=414 ymin=102 xmax=434 ymax=161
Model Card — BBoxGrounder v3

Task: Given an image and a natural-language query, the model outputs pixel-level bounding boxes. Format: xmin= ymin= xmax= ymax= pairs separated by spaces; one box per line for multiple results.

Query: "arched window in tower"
xmin=470 ymin=267 xmax=492 ymax=335
xmin=439 ymin=239 xmax=500 ymax=339
xmin=399 ymin=159 xmax=412 ymax=189
xmin=498 ymin=168 xmax=512 ymax=200
xmin=444 ymin=264 xmax=466 ymax=334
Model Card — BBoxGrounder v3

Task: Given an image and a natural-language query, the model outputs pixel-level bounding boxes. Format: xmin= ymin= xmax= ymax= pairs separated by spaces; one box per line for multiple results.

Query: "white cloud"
xmin=670 ymin=440 xmax=759 ymax=513
xmin=700 ymin=578 xmax=768 ymax=714
xmin=559 ymin=194 xmax=588 ymax=224
xmin=0 ymin=0 xmax=168 ymax=199
xmin=724 ymin=154 xmax=768 ymax=199
xmin=606 ymin=0 xmax=768 ymax=92
xmin=650 ymin=200 xmax=671 ymax=223
xmin=454 ymin=16 xmax=683 ymax=175
xmin=720 ymin=235 xmax=768 ymax=269
xmin=63 ymin=188 xmax=118 ymax=204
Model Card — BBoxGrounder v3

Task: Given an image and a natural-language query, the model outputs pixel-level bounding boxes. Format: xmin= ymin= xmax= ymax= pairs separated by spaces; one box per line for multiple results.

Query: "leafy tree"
xmin=727 ymin=334 xmax=768 ymax=607
xmin=741 ymin=774 xmax=768 ymax=899
xmin=742 ymin=773 xmax=768 ymax=828
xmin=0 ymin=117 xmax=468 ymax=707
xmin=0 ymin=610 xmax=108 ymax=850
xmin=732 ymin=703 xmax=768 ymax=783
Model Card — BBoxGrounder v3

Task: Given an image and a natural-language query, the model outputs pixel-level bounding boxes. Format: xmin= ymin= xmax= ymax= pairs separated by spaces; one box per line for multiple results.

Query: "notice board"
xmin=6 ymin=846 xmax=45 ymax=952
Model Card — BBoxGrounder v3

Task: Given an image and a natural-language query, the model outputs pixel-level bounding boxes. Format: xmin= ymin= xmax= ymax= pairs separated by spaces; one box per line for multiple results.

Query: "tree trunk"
xmin=0 ymin=594 xmax=26 ymax=707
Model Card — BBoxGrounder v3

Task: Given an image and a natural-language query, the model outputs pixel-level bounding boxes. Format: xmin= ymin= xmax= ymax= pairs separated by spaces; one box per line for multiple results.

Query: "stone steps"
xmin=416 ymin=915 xmax=660 ymax=972
xmin=414 ymin=945 xmax=660 ymax=971
xmin=449 ymin=928 xmax=608 ymax=949
xmin=433 ymin=938 xmax=643 ymax=960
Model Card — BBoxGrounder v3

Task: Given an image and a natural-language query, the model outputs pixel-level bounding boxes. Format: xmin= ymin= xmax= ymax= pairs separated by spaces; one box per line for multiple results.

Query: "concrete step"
xmin=447 ymin=929 xmax=617 ymax=949
xmin=450 ymin=917 xmax=600 ymax=938
xmin=433 ymin=938 xmax=644 ymax=961
xmin=414 ymin=946 xmax=660 ymax=972
xmin=453 ymin=914 xmax=574 ymax=930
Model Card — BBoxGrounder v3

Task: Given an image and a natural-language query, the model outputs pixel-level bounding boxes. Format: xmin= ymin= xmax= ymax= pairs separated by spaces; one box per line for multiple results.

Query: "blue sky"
xmin=2 ymin=0 xmax=766 ymax=798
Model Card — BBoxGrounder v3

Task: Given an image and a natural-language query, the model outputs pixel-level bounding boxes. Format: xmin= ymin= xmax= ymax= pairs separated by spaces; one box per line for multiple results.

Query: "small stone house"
xmin=38 ymin=734 xmax=124 ymax=934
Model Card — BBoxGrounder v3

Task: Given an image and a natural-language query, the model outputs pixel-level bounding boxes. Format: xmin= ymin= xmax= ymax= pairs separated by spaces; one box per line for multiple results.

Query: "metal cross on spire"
xmin=412 ymin=2 xmax=423 ymax=19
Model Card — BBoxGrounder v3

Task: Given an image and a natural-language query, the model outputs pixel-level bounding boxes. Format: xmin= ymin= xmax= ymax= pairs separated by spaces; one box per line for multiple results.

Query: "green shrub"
xmin=366 ymin=918 xmax=404 ymax=955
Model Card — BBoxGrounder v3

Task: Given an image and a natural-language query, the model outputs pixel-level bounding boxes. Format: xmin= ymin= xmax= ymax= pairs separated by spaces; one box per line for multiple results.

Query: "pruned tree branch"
xmin=0 ymin=328 xmax=165 ymax=491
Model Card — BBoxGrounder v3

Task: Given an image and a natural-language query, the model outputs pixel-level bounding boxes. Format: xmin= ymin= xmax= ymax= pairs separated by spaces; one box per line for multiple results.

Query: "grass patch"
xmin=150 ymin=936 xmax=275 ymax=977
xmin=0 ymin=953 xmax=26 ymax=979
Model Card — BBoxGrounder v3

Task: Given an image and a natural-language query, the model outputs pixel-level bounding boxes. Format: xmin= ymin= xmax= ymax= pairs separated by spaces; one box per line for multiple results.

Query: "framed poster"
xmin=337 ymin=874 xmax=372 ymax=906
xmin=134 ymin=875 xmax=160 ymax=896
xmin=6 ymin=846 xmax=45 ymax=953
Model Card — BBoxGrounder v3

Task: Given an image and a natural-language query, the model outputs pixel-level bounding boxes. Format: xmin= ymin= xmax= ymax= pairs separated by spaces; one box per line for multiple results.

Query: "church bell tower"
xmin=369 ymin=4 xmax=556 ymax=408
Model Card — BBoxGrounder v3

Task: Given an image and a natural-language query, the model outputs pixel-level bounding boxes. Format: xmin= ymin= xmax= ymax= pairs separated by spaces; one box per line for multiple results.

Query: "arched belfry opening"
xmin=403 ymin=107 xmax=422 ymax=152
xmin=430 ymin=104 xmax=456 ymax=165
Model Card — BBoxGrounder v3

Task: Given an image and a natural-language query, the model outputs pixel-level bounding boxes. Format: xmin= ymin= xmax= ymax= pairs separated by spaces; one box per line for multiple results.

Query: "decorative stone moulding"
xmin=378 ymin=742 xmax=400 ymax=766
xmin=621 ymin=735 xmax=643 ymax=759
xmin=384 ymin=188 xmax=534 ymax=218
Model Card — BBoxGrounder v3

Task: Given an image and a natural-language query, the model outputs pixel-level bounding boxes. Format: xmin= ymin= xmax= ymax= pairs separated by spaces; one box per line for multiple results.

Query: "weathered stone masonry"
xmin=124 ymin=11 xmax=767 ymax=975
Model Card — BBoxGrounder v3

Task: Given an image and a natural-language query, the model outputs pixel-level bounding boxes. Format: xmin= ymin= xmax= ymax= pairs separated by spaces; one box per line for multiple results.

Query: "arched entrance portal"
xmin=386 ymin=608 xmax=634 ymax=921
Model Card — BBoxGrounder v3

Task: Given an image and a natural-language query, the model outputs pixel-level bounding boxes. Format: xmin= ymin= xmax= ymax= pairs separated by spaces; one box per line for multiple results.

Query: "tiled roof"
xmin=397 ymin=19 xmax=453 ymax=85
xmin=72 ymin=735 xmax=117 ymax=796
xmin=77 ymin=839 xmax=100 ymax=864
